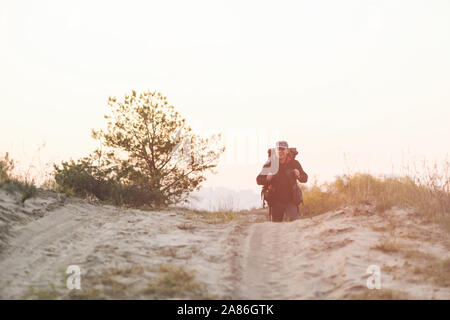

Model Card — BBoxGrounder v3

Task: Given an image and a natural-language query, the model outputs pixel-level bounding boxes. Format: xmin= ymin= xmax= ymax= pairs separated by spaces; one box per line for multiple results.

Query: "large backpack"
xmin=260 ymin=147 xmax=303 ymax=208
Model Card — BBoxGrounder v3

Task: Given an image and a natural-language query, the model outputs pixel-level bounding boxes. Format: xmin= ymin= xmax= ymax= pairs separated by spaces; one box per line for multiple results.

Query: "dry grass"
xmin=402 ymin=249 xmax=433 ymax=261
xmin=177 ymin=223 xmax=196 ymax=231
xmin=381 ymin=249 xmax=450 ymax=289
xmin=75 ymin=263 xmax=210 ymax=299
xmin=143 ymin=263 xmax=207 ymax=299
xmin=401 ymin=230 xmax=422 ymax=240
xmin=90 ymin=265 xmax=147 ymax=286
xmin=372 ymin=238 xmax=403 ymax=253
xmin=23 ymin=284 xmax=60 ymax=300
xmin=158 ymin=246 xmax=179 ymax=258
xmin=183 ymin=207 xmax=266 ymax=224
xmin=382 ymin=264 xmax=400 ymax=273
xmin=1 ymin=152 xmax=38 ymax=203
xmin=299 ymin=164 xmax=450 ymax=232
xmin=434 ymin=215 xmax=450 ymax=233
xmin=185 ymin=209 xmax=243 ymax=224
xmin=371 ymin=224 xmax=391 ymax=233
xmin=350 ymin=289 xmax=408 ymax=300
xmin=24 ymin=263 xmax=211 ymax=300
xmin=66 ymin=264 xmax=149 ymax=299
xmin=409 ymin=258 xmax=450 ymax=287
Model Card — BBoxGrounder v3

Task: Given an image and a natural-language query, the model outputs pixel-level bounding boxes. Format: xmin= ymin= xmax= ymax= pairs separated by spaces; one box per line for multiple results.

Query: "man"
xmin=256 ymin=141 xmax=308 ymax=222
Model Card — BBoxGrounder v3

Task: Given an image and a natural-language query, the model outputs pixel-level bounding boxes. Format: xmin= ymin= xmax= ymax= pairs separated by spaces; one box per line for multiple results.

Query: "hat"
xmin=275 ymin=141 xmax=289 ymax=149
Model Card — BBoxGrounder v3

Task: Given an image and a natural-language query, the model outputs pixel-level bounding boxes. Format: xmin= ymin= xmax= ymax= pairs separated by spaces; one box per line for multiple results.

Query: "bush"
xmin=53 ymin=157 xmax=165 ymax=207
xmin=0 ymin=153 xmax=37 ymax=203
xmin=53 ymin=158 xmax=99 ymax=197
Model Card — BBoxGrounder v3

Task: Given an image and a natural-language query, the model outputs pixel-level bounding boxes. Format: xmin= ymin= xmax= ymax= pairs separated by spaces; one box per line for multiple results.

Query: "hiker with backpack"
xmin=256 ymin=141 xmax=308 ymax=222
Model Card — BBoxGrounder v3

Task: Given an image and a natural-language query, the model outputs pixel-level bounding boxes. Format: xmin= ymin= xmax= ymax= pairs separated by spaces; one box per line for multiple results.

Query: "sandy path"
xmin=228 ymin=208 xmax=450 ymax=299
xmin=0 ymin=191 xmax=236 ymax=299
xmin=0 ymin=198 xmax=122 ymax=298
xmin=1 ymin=189 xmax=450 ymax=299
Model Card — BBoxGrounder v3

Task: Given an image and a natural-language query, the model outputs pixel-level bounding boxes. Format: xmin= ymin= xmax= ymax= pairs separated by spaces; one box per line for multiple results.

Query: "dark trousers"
xmin=269 ymin=201 xmax=299 ymax=222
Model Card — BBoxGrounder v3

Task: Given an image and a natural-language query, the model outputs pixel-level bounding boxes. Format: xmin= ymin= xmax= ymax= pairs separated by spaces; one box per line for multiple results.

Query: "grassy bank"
xmin=0 ymin=152 xmax=37 ymax=203
xmin=299 ymin=172 xmax=450 ymax=226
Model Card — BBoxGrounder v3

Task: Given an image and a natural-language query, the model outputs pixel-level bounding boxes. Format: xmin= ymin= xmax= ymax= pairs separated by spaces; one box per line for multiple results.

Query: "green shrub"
xmin=53 ymin=157 xmax=164 ymax=207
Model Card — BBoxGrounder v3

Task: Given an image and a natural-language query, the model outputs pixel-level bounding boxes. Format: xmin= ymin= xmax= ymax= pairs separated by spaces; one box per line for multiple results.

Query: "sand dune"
xmin=0 ymin=189 xmax=449 ymax=299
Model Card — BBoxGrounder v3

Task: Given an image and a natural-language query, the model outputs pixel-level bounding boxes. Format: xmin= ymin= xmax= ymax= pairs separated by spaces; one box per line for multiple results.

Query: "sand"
xmin=0 ymin=188 xmax=449 ymax=299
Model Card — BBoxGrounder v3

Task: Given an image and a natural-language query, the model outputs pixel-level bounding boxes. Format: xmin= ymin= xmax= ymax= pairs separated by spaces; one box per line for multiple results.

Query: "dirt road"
xmin=1 ymin=189 xmax=449 ymax=299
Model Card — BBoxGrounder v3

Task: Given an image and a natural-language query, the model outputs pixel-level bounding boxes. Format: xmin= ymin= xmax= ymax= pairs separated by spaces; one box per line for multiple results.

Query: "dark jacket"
xmin=256 ymin=155 xmax=308 ymax=204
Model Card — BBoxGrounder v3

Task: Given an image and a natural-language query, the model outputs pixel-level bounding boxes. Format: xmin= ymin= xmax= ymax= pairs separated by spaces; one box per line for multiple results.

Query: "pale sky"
xmin=1 ymin=0 xmax=449 ymax=195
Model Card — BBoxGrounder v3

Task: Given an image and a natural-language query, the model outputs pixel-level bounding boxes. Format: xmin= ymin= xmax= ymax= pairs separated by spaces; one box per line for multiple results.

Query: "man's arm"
xmin=294 ymin=161 xmax=308 ymax=183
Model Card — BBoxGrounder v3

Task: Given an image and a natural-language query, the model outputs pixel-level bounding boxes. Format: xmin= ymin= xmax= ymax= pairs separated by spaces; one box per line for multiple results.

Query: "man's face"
xmin=275 ymin=147 xmax=288 ymax=160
